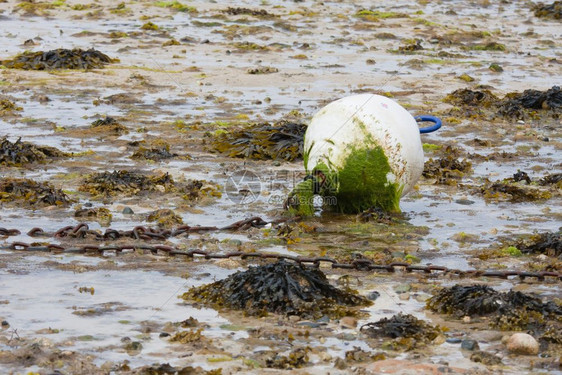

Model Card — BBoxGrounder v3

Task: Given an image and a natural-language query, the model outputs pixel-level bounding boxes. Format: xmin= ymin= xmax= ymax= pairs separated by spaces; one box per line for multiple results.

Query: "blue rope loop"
xmin=415 ymin=115 xmax=442 ymax=134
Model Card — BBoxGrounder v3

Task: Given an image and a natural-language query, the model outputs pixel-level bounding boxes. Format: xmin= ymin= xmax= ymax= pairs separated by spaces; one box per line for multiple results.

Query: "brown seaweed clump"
xmin=422 ymin=146 xmax=472 ymax=184
xmin=182 ymin=260 xmax=371 ymax=319
xmin=533 ymin=1 xmax=562 ymax=20
xmin=1 ymin=48 xmax=118 ymax=70
xmin=0 ymin=137 xmax=68 ymax=166
xmin=223 ymin=7 xmax=276 ymax=18
xmin=74 ymin=207 xmax=112 ymax=226
xmin=90 ymin=117 xmax=128 ymax=135
xmin=516 ymin=231 xmax=561 ymax=257
xmin=0 ymin=178 xmax=70 ymax=207
xmin=79 ymin=170 xmax=175 ymax=197
xmin=0 ymin=96 xmax=23 ymax=115
xmin=266 ymin=348 xmax=310 ymax=369
xmin=360 ymin=313 xmax=443 ymax=350
xmin=479 ymin=179 xmax=552 ymax=202
xmin=539 ymin=173 xmax=562 ymax=187
xmin=131 ymin=139 xmax=177 ymax=161
xmin=210 ymin=120 xmax=306 ymax=161
xmin=426 ymin=285 xmax=562 ymax=333
xmin=147 ymin=208 xmax=183 ymax=228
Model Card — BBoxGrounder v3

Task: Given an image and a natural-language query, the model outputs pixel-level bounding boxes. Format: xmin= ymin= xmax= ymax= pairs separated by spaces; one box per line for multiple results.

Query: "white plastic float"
xmin=287 ymin=93 xmax=441 ymax=215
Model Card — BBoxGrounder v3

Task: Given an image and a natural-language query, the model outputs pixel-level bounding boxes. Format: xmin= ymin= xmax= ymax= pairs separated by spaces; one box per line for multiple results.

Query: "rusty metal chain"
xmin=0 ymin=216 xmax=289 ymax=241
xmin=2 ymin=217 xmax=561 ymax=282
xmin=1 ymin=240 xmax=561 ymax=282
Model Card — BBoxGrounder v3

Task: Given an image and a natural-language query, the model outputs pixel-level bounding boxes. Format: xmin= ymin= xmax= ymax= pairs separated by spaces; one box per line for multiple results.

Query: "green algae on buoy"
xmin=288 ymin=94 xmax=425 ymax=215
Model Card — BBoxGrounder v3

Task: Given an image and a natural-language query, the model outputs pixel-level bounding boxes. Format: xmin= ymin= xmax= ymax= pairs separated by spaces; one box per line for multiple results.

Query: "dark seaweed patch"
xmin=210 ymin=120 xmax=306 ymax=161
xmin=539 ymin=173 xmax=562 ymax=186
xmin=360 ymin=313 xmax=442 ymax=350
xmin=499 ymin=86 xmax=562 ymax=118
xmin=427 ymin=285 xmax=562 ymax=333
xmin=445 ymin=86 xmax=562 ymax=120
xmin=1 ymin=137 xmax=68 ymax=166
xmin=1 ymin=48 xmax=117 ymax=70
xmin=0 ymin=178 xmax=70 ymax=207
xmin=182 ymin=260 xmax=371 ymax=319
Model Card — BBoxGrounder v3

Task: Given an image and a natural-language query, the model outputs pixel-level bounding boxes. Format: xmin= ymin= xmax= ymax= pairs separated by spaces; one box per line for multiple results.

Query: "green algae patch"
xmin=154 ymin=1 xmax=197 ymax=13
xmin=1 ymin=48 xmax=117 ymax=70
xmin=288 ymin=145 xmax=402 ymax=215
xmin=182 ymin=260 xmax=371 ymax=319
xmin=335 ymin=145 xmax=401 ymax=213
xmin=0 ymin=178 xmax=70 ymax=207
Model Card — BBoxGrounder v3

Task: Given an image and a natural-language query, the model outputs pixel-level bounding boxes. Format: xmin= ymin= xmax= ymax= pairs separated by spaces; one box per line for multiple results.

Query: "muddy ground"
xmin=0 ymin=0 xmax=561 ymax=374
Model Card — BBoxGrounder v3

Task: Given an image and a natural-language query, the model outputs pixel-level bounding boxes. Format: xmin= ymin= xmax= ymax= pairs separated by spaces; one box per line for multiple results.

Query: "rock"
xmin=340 ymin=316 xmax=357 ymax=329
xmin=506 ymin=333 xmax=539 ymax=355
xmin=461 ymin=339 xmax=479 ymax=351
xmin=470 ymin=350 xmax=502 ymax=365
xmin=122 ymin=206 xmax=134 ymax=215
xmin=398 ymin=293 xmax=410 ymax=301
xmin=394 ymin=284 xmax=411 ymax=294
xmin=367 ymin=291 xmax=380 ymax=301
xmin=462 ymin=316 xmax=471 ymax=323
xmin=334 ymin=357 xmax=347 ymax=369
xmin=446 ymin=338 xmax=462 ymax=344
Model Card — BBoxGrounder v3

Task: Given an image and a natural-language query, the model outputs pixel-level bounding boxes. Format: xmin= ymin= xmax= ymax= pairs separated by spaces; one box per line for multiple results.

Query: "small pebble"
xmin=506 ymin=333 xmax=539 ymax=355
xmin=461 ymin=339 xmax=479 ymax=351
xmin=340 ymin=316 xmax=357 ymax=329
xmin=462 ymin=316 xmax=471 ymax=323
xmin=446 ymin=338 xmax=462 ymax=344
xmin=159 ymin=332 xmax=170 ymax=338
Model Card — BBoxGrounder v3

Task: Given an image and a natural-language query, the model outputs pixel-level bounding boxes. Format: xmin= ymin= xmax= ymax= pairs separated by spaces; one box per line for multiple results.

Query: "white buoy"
xmin=288 ymin=94 xmax=429 ymax=215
